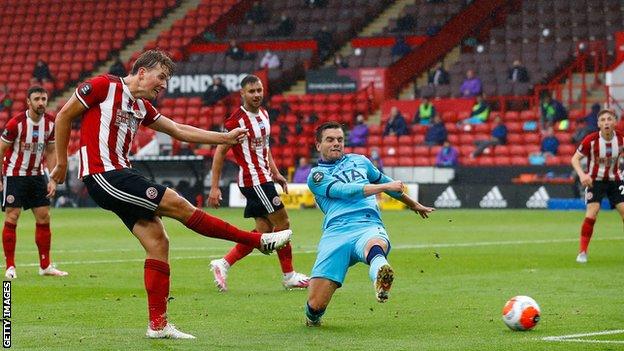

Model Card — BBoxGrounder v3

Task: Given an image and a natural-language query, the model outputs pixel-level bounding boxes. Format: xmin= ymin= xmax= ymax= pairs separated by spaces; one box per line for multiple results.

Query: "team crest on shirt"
xmin=585 ymin=191 xmax=593 ymax=200
xmin=272 ymin=196 xmax=282 ymax=206
xmin=6 ymin=195 xmax=14 ymax=204
xmin=146 ymin=187 xmax=158 ymax=200
xmin=312 ymin=171 xmax=324 ymax=183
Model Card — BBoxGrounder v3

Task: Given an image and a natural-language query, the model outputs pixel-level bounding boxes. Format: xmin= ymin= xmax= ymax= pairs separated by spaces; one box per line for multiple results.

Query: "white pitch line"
xmin=542 ymin=329 xmax=624 ymax=344
xmin=10 ymin=237 xmax=624 ymax=267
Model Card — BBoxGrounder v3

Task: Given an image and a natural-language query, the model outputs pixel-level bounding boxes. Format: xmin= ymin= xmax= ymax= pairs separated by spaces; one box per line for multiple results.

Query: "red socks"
xmin=35 ymin=223 xmax=51 ymax=269
xmin=579 ymin=217 xmax=596 ymax=253
xmin=277 ymin=242 xmax=294 ymax=273
xmin=144 ymin=259 xmax=170 ymax=330
xmin=224 ymin=243 xmax=255 ymax=266
xmin=185 ymin=209 xmax=261 ymax=248
xmin=2 ymin=221 xmax=16 ymax=268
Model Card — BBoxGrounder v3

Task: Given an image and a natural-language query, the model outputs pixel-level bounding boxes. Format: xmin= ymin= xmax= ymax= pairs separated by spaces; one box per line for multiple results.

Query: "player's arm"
xmin=0 ymin=140 xmax=10 ymax=191
xmin=50 ymin=94 xmax=85 ymax=184
xmin=207 ymin=144 xmax=232 ymax=208
xmin=394 ymin=192 xmax=435 ymax=218
xmin=44 ymin=143 xmax=57 ymax=198
xmin=268 ymin=151 xmax=288 ymax=194
xmin=148 ymin=116 xmax=247 ymax=145
xmin=362 ymin=156 xmax=404 ymax=199
xmin=307 ymin=169 xmax=403 ymax=200
xmin=571 ymin=150 xmax=592 ymax=187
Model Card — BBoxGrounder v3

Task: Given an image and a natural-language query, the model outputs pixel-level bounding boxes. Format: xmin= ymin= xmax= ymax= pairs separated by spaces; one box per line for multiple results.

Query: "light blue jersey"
xmin=307 ymin=154 xmax=402 ymax=231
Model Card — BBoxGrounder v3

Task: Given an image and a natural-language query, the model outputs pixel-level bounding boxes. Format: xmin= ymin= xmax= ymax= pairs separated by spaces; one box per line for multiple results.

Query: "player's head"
xmin=315 ymin=121 xmax=345 ymax=162
xmin=240 ymin=75 xmax=263 ymax=110
xmin=597 ymin=109 xmax=617 ymax=133
xmin=26 ymin=85 xmax=48 ymax=116
xmin=130 ymin=50 xmax=175 ymax=100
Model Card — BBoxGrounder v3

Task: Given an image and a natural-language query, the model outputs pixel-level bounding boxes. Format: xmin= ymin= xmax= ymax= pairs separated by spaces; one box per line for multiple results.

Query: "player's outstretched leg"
xmin=367 ymin=245 xmax=393 ymax=302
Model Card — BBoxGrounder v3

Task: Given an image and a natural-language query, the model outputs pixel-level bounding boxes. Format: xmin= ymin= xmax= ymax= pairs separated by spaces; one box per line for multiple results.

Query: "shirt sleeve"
xmin=140 ymin=99 xmax=161 ymax=126
xmin=75 ymin=75 xmax=110 ymax=109
xmin=0 ymin=119 xmax=18 ymax=144
xmin=577 ymin=136 xmax=592 ymax=156
xmin=307 ymin=168 xmax=365 ymax=200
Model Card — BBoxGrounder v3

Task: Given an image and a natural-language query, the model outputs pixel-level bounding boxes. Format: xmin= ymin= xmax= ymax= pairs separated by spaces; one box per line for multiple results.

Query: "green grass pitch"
xmin=6 ymin=208 xmax=624 ymax=350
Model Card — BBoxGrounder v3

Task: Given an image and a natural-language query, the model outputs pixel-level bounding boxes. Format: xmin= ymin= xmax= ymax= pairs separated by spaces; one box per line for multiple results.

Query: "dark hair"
xmin=131 ymin=50 xmax=175 ymax=77
xmin=315 ymin=121 xmax=343 ymax=142
xmin=27 ymin=85 xmax=48 ymax=98
xmin=598 ymin=109 xmax=616 ymax=119
xmin=240 ymin=75 xmax=261 ymax=88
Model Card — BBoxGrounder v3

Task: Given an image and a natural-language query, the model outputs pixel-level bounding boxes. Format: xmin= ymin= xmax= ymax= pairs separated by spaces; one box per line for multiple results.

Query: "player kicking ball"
xmin=304 ymin=122 xmax=434 ymax=326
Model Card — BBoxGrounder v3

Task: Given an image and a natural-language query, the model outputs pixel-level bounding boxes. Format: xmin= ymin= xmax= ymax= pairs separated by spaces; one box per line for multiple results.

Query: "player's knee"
xmin=160 ymin=191 xmax=194 ymax=219
xmin=4 ymin=210 xmax=20 ymax=223
xmin=148 ymin=236 xmax=169 ymax=256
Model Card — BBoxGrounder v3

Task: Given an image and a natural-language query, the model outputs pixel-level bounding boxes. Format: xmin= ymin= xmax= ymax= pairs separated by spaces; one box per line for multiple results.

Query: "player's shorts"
xmin=311 ymin=219 xmax=390 ymax=287
xmin=2 ymin=175 xmax=50 ymax=211
xmin=82 ymin=168 xmax=166 ymax=231
xmin=239 ymin=182 xmax=284 ymax=218
xmin=585 ymin=180 xmax=624 ymax=206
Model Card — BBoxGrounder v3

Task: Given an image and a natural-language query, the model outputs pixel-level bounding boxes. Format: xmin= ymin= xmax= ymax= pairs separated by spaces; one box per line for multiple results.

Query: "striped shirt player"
xmin=208 ymin=75 xmax=309 ymax=293
xmin=0 ymin=85 xmax=68 ymax=280
xmin=571 ymin=109 xmax=624 ymax=264
xmin=51 ymin=51 xmax=290 ymax=339
xmin=303 ymin=122 xmax=433 ymax=327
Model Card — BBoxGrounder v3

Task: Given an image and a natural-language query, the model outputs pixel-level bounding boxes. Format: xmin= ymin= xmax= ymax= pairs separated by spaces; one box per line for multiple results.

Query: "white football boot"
xmin=259 ymin=229 xmax=292 ymax=254
xmin=39 ymin=264 xmax=68 ymax=276
xmin=4 ymin=266 xmax=16 ymax=280
xmin=374 ymin=264 xmax=394 ymax=303
xmin=146 ymin=323 xmax=196 ymax=339
xmin=209 ymin=258 xmax=229 ymax=292
xmin=576 ymin=251 xmax=588 ymax=263
xmin=283 ymin=272 xmax=310 ymax=289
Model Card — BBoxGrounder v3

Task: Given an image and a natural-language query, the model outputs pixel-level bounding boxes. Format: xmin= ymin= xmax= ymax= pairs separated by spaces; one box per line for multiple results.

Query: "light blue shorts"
xmin=310 ymin=220 xmax=390 ymax=287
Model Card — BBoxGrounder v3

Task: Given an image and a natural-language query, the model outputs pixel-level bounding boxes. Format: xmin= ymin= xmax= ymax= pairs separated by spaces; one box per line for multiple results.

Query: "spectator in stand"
xmin=260 ymin=50 xmax=280 ymax=69
xmin=226 ymin=40 xmax=246 ymax=61
xmin=540 ymin=127 xmax=560 ymax=156
xmin=392 ymin=12 xmax=416 ymax=33
xmin=459 ymin=69 xmax=482 ymax=98
xmin=540 ymin=93 xmax=569 ymax=130
xmin=413 ymin=96 xmax=436 ymax=125
xmin=435 ymin=141 xmax=458 ymax=167
xmin=293 ymin=157 xmax=312 ymax=183
xmin=32 ymin=59 xmax=53 ymax=84
xmin=203 ymin=77 xmax=229 ymax=106
xmin=109 ymin=55 xmax=127 ymax=77
xmin=333 ymin=53 xmax=349 ymax=68
xmin=428 ymin=62 xmax=450 ymax=86
xmin=507 ymin=59 xmax=529 ymax=83
xmin=459 ymin=94 xmax=490 ymax=125
xmin=383 ymin=107 xmax=409 ymax=136
xmin=348 ymin=114 xmax=369 ymax=146
xmin=424 ymin=115 xmax=447 ymax=146
xmin=572 ymin=103 xmax=600 ymax=144
xmin=0 ymin=84 xmax=12 ymax=112
xmin=472 ymin=116 xmax=507 ymax=157
xmin=315 ymin=26 xmax=334 ymax=62
xmin=267 ymin=13 xmax=295 ymax=37
xmin=369 ymin=147 xmax=384 ymax=173
xmin=391 ymin=36 xmax=411 ymax=61
xmin=245 ymin=1 xmax=268 ymax=24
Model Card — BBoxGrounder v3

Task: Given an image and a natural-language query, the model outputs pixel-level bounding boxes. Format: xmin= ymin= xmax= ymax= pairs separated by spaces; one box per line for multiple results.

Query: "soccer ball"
xmin=502 ymin=295 xmax=541 ymax=331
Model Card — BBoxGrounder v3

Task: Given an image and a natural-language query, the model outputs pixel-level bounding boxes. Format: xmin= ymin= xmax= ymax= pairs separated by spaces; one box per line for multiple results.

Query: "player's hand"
xmin=224 ymin=128 xmax=248 ymax=145
xmin=0 ymin=178 xmax=3 ymax=192
xmin=50 ymin=163 xmax=67 ymax=184
xmin=580 ymin=173 xmax=592 ymax=187
xmin=46 ymin=179 xmax=57 ymax=199
xmin=208 ymin=187 xmax=222 ymax=209
xmin=385 ymin=180 xmax=404 ymax=193
xmin=273 ymin=174 xmax=288 ymax=194
xmin=411 ymin=202 xmax=435 ymax=219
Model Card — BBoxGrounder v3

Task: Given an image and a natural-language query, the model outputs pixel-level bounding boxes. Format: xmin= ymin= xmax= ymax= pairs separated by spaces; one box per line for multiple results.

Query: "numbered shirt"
xmin=307 ymin=154 xmax=386 ymax=230
xmin=223 ymin=106 xmax=272 ymax=187
xmin=1 ymin=111 xmax=55 ymax=176
xmin=74 ymin=74 xmax=160 ymax=177
xmin=577 ymin=131 xmax=624 ymax=181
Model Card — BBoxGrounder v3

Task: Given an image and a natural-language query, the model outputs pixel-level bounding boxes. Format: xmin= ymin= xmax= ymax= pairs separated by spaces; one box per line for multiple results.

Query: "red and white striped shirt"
xmin=578 ymin=131 xmax=624 ymax=181
xmin=75 ymin=74 xmax=160 ymax=177
xmin=1 ymin=111 xmax=55 ymax=176
xmin=224 ymin=106 xmax=272 ymax=187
